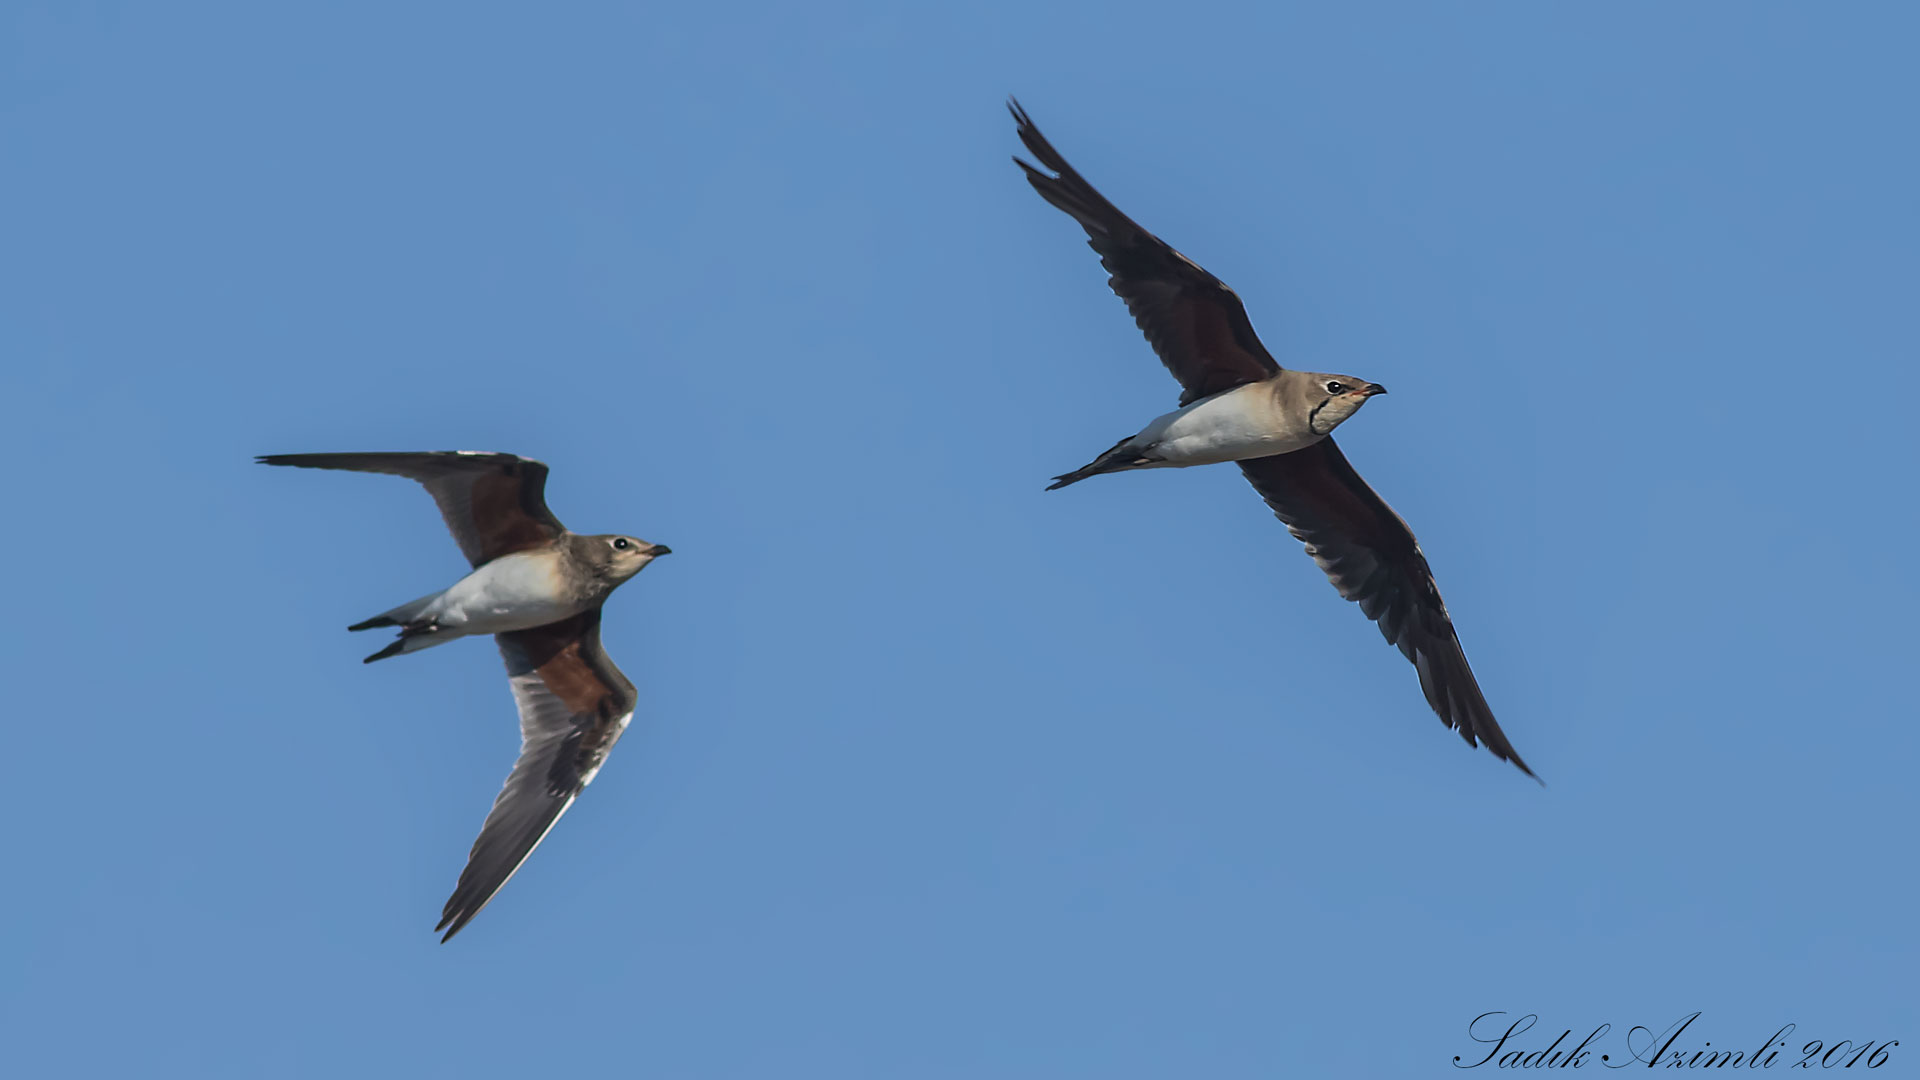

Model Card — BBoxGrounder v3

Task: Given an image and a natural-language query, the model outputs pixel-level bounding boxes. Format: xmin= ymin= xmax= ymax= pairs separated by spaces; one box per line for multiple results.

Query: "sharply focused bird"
xmin=1009 ymin=99 xmax=1535 ymax=780
xmin=259 ymin=451 xmax=673 ymax=939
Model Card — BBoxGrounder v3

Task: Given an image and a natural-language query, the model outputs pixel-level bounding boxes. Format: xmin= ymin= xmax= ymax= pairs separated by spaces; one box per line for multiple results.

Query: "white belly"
xmin=425 ymin=552 xmax=583 ymax=634
xmin=1138 ymin=384 xmax=1320 ymax=466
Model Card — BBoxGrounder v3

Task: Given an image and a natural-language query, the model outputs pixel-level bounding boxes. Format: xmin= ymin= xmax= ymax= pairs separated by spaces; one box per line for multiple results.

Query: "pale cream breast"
xmin=1143 ymin=379 xmax=1323 ymax=466
xmin=426 ymin=547 xmax=591 ymax=634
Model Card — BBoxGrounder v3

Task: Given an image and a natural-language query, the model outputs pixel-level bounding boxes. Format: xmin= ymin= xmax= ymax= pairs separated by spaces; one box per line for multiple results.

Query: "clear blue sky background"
xmin=3 ymin=3 xmax=1914 ymax=1076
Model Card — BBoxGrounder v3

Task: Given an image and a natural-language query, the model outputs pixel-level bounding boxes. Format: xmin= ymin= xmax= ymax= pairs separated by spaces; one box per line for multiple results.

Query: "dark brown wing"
xmin=1010 ymin=98 xmax=1282 ymax=406
xmin=1239 ymin=441 xmax=1536 ymax=779
xmin=435 ymin=609 xmax=639 ymax=942
xmin=257 ymin=451 xmax=564 ymax=567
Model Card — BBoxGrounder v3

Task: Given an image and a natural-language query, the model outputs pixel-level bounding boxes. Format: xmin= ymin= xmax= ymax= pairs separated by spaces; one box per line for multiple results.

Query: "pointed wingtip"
xmin=1508 ymin=755 xmax=1544 ymax=787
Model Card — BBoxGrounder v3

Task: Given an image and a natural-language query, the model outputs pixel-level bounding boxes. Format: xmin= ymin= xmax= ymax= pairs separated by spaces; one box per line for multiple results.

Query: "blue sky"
xmin=3 ymin=2 xmax=1915 ymax=1076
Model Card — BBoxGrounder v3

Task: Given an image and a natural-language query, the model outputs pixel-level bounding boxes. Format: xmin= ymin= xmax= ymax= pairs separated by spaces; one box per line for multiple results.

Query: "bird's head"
xmin=1295 ymin=372 xmax=1389 ymax=436
xmin=592 ymin=535 xmax=672 ymax=583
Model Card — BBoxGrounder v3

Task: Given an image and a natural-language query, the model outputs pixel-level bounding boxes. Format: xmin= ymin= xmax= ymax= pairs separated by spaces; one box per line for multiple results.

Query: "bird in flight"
xmin=259 ymin=451 xmax=673 ymax=939
xmin=1009 ymin=99 xmax=1535 ymax=781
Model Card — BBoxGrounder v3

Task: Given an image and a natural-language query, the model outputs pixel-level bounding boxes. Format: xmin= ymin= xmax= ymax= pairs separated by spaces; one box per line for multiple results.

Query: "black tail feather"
xmin=1045 ymin=435 xmax=1151 ymax=490
xmin=362 ymin=639 xmax=409 ymax=664
xmin=1046 ymin=464 xmax=1105 ymax=490
xmin=358 ymin=619 xmax=438 ymax=663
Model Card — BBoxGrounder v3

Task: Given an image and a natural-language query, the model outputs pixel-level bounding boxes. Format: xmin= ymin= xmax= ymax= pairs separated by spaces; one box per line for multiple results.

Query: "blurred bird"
xmin=259 ymin=450 xmax=672 ymax=939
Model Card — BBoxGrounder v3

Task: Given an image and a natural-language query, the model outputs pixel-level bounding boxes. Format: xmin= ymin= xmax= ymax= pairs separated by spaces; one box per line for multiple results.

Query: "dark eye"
xmin=612 ymin=538 xmax=630 ymax=550
xmin=1325 ymin=380 xmax=1346 ymax=394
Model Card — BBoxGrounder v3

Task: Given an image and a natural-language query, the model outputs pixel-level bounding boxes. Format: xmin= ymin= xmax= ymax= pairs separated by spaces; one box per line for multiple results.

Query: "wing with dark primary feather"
xmin=1009 ymin=98 xmax=1281 ymax=406
xmin=1239 ymin=441 xmax=1536 ymax=779
xmin=256 ymin=451 xmax=565 ymax=567
xmin=435 ymin=608 xmax=639 ymax=942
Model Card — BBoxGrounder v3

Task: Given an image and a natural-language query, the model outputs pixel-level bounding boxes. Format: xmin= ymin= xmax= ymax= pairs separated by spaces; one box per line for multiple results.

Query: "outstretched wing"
xmin=257 ymin=451 xmax=564 ymax=567
xmin=1010 ymin=98 xmax=1282 ymax=405
xmin=1239 ymin=441 xmax=1536 ymax=779
xmin=435 ymin=609 xmax=639 ymax=942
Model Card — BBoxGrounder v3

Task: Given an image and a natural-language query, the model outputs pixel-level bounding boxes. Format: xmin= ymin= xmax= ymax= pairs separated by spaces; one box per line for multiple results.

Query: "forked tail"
xmin=361 ymin=623 xmax=456 ymax=664
xmin=348 ymin=591 xmax=454 ymax=663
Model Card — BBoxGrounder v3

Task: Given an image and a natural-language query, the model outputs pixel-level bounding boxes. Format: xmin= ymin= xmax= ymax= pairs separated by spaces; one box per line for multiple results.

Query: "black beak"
xmin=647 ymin=544 xmax=672 ymax=557
xmin=1364 ymin=383 xmax=1388 ymax=396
